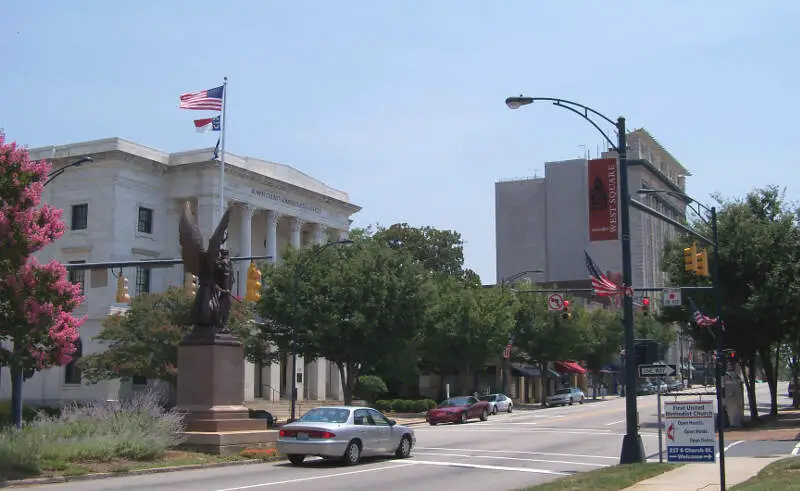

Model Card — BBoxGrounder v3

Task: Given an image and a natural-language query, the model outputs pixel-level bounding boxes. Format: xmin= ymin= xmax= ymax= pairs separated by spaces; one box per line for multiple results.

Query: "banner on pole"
xmin=588 ymin=158 xmax=619 ymax=241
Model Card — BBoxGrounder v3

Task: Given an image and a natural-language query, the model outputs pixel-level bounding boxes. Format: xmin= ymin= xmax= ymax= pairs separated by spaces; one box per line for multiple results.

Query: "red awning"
xmin=554 ymin=361 xmax=587 ymax=374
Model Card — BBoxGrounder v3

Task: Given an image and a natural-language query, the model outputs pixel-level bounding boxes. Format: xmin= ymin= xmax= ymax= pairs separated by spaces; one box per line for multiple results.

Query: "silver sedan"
xmin=277 ymin=406 xmax=416 ymax=466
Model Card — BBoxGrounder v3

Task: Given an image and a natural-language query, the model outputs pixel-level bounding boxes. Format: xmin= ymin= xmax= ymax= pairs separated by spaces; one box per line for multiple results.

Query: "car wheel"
xmin=579 ymin=396 xmax=584 ymax=404
xmin=287 ymin=454 xmax=305 ymax=466
xmin=395 ymin=436 xmax=412 ymax=458
xmin=459 ymin=412 xmax=467 ymax=424
xmin=480 ymin=409 xmax=488 ymax=421
xmin=508 ymin=403 xmax=513 ymax=413
xmin=492 ymin=405 xmax=498 ymax=415
xmin=569 ymin=398 xmax=574 ymax=405
xmin=343 ymin=440 xmax=361 ymax=466
xmin=429 ymin=422 xmax=438 ymax=426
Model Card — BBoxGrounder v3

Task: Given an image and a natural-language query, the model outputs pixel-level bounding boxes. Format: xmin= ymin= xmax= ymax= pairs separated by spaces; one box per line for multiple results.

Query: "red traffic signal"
xmin=563 ymin=300 xmax=570 ymax=308
xmin=642 ymin=298 xmax=650 ymax=307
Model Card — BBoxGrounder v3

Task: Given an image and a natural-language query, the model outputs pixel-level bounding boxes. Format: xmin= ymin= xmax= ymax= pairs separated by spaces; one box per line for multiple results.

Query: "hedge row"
xmin=375 ymin=399 xmax=437 ymax=413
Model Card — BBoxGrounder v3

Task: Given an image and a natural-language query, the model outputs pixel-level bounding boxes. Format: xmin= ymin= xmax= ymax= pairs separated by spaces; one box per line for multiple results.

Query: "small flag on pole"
xmin=503 ymin=335 xmax=515 ymax=359
xmin=194 ymin=116 xmax=221 ymax=132
xmin=179 ymin=85 xmax=224 ymax=111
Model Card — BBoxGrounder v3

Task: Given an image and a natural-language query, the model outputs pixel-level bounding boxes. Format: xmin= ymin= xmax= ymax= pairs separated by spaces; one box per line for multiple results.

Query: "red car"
xmin=427 ymin=396 xmax=491 ymax=425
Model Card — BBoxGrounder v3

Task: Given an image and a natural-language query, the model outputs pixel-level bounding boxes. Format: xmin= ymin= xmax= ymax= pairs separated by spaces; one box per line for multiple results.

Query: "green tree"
xmin=421 ymin=278 xmax=517 ymax=392
xmin=79 ymin=287 xmax=255 ymax=390
xmin=254 ymin=233 xmax=431 ymax=404
xmin=581 ymin=307 xmax=624 ymax=397
xmin=660 ymin=187 xmax=800 ymax=418
xmin=374 ymin=223 xmax=475 ymax=280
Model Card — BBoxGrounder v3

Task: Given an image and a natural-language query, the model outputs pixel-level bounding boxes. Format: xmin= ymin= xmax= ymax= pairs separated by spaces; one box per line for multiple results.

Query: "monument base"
xmin=179 ymin=430 xmax=278 ymax=456
xmin=176 ymin=327 xmax=266 ymax=449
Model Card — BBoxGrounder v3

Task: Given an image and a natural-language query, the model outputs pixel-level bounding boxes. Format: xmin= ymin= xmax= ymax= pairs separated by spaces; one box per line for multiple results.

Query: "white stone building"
xmin=0 ymin=137 xmax=361 ymax=407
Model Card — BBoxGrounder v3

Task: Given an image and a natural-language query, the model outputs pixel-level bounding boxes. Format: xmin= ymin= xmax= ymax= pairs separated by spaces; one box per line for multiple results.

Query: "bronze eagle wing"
xmin=206 ymin=205 xmax=233 ymax=270
xmin=179 ymin=200 xmax=204 ymax=276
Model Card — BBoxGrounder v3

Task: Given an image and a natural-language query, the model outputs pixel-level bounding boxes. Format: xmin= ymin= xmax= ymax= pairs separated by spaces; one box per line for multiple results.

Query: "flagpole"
xmin=218 ymin=77 xmax=228 ymax=220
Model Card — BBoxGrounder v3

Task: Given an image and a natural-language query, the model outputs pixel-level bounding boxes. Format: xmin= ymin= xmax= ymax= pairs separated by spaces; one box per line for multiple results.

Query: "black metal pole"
xmin=290 ymin=269 xmax=298 ymax=422
xmin=711 ymin=206 xmax=726 ymax=489
xmin=618 ymin=116 xmax=646 ymax=464
xmin=10 ymin=344 xmax=23 ymax=428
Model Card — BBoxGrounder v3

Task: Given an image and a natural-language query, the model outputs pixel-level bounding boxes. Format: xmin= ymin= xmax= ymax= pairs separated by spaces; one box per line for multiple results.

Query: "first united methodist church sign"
xmin=251 ymin=188 xmax=323 ymax=214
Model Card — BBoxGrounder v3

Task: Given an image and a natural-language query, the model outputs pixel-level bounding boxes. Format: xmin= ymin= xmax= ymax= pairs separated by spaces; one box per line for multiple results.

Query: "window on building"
xmin=67 ymin=260 xmax=86 ymax=296
xmin=135 ymin=267 xmax=150 ymax=296
xmin=132 ymin=375 xmax=147 ymax=386
xmin=137 ymin=207 xmax=154 ymax=234
xmin=64 ymin=338 xmax=83 ymax=385
xmin=71 ymin=204 xmax=88 ymax=230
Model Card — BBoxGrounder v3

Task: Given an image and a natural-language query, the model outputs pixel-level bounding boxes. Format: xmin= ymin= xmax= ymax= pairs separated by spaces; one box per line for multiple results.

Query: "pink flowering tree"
xmin=0 ymin=133 xmax=86 ymax=426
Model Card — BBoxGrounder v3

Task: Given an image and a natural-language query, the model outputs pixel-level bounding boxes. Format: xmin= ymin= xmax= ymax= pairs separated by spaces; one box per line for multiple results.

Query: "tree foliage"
xmin=79 ymin=287 xmax=255 ymax=389
xmin=0 ymin=134 xmax=85 ymax=377
xmin=254 ymin=232 xmax=432 ymax=404
xmin=660 ymin=186 xmax=800 ymax=417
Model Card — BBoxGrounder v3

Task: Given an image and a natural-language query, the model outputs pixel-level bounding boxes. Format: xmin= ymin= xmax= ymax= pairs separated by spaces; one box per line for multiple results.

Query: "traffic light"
xmin=683 ymin=242 xmax=698 ymax=274
xmin=641 ymin=297 xmax=650 ymax=316
xmin=695 ymin=249 xmax=709 ymax=277
xmin=184 ymin=272 xmax=198 ymax=295
xmin=561 ymin=300 xmax=572 ymax=321
xmin=115 ymin=273 xmax=130 ymax=304
xmin=245 ymin=262 xmax=262 ymax=302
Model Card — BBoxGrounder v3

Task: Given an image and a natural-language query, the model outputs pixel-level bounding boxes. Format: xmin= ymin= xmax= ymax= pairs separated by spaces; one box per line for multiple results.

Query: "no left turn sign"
xmin=547 ymin=294 xmax=565 ymax=311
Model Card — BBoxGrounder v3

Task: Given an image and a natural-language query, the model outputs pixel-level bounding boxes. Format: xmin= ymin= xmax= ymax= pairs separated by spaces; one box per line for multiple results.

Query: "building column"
xmin=238 ymin=204 xmax=253 ymax=297
xmin=265 ymin=210 xmax=279 ymax=264
xmin=313 ymin=223 xmax=328 ymax=245
xmin=327 ymin=360 xmax=343 ymax=400
xmin=289 ymin=217 xmax=303 ymax=249
xmin=196 ymin=196 xmax=219 ymax=242
xmin=265 ymin=360 xmax=281 ymax=401
xmin=338 ymin=228 xmax=349 ymax=241
xmin=309 ymin=358 xmax=327 ymax=400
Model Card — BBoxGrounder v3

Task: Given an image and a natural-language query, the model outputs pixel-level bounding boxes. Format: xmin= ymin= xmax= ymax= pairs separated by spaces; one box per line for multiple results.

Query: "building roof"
xmin=27 ymin=137 xmax=358 ymax=208
xmin=628 ymin=128 xmax=691 ymax=177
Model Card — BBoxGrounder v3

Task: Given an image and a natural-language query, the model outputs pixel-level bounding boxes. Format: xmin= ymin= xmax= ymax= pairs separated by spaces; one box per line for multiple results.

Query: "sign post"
xmin=664 ymin=401 xmax=716 ymax=463
xmin=638 ymin=364 xmax=677 ymax=378
xmin=546 ymin=293 xmax=565 ymax=311
xmin=663 ymin=288 xmax=682 ymax=307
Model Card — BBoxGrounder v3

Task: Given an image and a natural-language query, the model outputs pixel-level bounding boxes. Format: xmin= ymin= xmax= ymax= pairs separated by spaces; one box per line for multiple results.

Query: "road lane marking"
xmin=418 ymin=427 xmax=661 ymax=437
xmin=213 ymin=463 xmax=415 ymax=491
xmin=716 ymin=440 xmax=743 ymax=460
xmin=605 ymin=419 xmax=626 ymax=426
xmin=793 ymin=441 xmax=800 ymax=456
xmin=416 ymin=447 xmax=619 ymax=460
xmin=402 ymin=459 xmax=570 ymax=475
xmin=413 ymin=451 xmax=607 ymax=467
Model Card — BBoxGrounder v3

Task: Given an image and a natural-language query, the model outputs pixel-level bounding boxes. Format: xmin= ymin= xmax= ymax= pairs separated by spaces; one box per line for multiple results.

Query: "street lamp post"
xmin=637 ymin=188 xmax=725 ymax=488
xmin=290 ymin=239 xmax=354 ymax=422
xmin=499 ymin=270 xmax=544 ymax=395
xmin=505 ymin=96 xmax=644 ymax=464
xmin=9 ymin=155 xmax=95 ymax=429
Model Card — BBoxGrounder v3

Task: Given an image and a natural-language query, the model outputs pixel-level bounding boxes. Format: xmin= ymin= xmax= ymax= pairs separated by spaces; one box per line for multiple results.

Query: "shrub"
xmin=373 ymin=398 xmax=436 ymax=414
xmin=0 ymin=402 xmax=44 ymax=427
xmin=240 ymin=447 xmax=280 ymax=460
xmin=353 ymin=375 xmax=388 ymax=404
xmin=0 ymin=389 xmax=186 ymax=479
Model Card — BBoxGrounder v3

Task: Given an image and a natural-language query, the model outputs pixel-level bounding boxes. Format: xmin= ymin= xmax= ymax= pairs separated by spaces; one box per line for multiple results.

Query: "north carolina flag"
xmin=194 ymin=116 xmax=221 ymax=133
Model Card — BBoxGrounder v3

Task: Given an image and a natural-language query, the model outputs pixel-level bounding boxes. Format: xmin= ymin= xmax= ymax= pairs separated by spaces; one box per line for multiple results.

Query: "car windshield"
xmin=479 ymin=395 xmax=497 ymax=402
xmin=439 ymin=397 xmax=471 ymax=407
xmin=298 ymin=408 xmax=350 ymax=424
xmin=555 ymin=389 xmax=571 ymax=395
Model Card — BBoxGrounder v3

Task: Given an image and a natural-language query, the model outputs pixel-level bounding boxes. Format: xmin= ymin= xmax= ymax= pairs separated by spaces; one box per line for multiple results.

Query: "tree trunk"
xmin=338 ymin=362 xmax=359 ymax=406
xmin=758 ymin=345 xmax=779 ymax=416
xmin=743 ymin=358 xmax=759 ymax=421
xmin=10 ymin=341 xmax=24 ymax=428
xmin=540 ymin=360 xmax=549 ymax=408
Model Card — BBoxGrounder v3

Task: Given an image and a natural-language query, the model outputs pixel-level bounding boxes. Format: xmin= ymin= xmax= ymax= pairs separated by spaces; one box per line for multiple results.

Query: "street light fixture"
xmin=504 ymin=94 xmax=645 ymax=464
xmin=290 ymin=239 xmax=354 ymax=422
xmin=637 ymin=187 xmax=727 ymax=488
xmin=44 ymin=156 xmax=93 ymax=187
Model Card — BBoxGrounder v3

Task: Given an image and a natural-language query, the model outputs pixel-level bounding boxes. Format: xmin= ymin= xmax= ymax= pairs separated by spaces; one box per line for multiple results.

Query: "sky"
xmin=1 ymin=1 xmax=798 ymax=282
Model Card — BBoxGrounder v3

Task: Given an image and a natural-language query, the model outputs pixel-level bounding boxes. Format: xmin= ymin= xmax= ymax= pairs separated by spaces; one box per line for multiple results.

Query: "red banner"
xmin=588 ymin=158 xmax=619 ymax=241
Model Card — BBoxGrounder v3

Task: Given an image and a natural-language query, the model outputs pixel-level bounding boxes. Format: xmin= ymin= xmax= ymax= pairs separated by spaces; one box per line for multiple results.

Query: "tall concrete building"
xmin=495 ymin=128 xmax=691 ymax=298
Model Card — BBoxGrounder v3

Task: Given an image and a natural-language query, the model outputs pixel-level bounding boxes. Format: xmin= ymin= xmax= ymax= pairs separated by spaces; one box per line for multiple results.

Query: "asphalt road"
xmin=25 ymin=382 xmax=796 ymax=491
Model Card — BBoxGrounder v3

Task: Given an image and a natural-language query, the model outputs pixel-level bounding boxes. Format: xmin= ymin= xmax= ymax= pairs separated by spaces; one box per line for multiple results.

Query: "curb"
xmin=0 ymin=457 xmax=283 ymax=488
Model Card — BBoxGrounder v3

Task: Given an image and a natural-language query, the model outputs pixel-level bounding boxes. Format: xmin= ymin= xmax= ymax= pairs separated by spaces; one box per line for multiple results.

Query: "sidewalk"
xmin=621 ymin=457 xmax=780 ymax=490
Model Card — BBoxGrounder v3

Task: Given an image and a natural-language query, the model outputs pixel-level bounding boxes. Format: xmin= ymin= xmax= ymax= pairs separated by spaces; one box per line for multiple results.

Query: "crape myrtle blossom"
xmin=0 ymin=132 xmax=86 ymax=371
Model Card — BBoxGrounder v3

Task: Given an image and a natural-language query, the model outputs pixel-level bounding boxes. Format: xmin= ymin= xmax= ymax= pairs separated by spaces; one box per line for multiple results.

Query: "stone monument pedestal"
xmin=176 ymin=328 xmax=274 ymax=456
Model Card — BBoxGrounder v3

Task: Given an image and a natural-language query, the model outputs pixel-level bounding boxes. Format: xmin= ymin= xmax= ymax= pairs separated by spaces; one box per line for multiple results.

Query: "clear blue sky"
xmin=2 ymin=1 xmax=797 ymax=282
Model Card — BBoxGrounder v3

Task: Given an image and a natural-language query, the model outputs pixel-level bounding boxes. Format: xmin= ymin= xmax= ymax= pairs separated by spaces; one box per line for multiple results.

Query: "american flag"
xmin=503 ymin=335 xmax=514 ymax=359
xmin=688 ymin=297 xmax=717 ymax=327
xmin=179 ymin=85 xmax=224 ymax=110
xmin=584 ymin=251 xmax=619 ymax=296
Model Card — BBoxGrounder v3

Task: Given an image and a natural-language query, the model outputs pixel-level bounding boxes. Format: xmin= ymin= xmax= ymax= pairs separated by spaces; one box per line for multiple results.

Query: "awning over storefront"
xmin=554 ymin=361 xmax=587 ymax=374
xmin=512 ymin=364 xmax=541 ymax=377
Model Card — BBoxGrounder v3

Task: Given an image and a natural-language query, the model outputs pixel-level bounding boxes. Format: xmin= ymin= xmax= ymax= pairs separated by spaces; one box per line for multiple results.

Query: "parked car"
xmin=636 ymin=381 xmax=655 ymax=395
xmin=427 ymin=396 xmax=491 ymax=425
xmin=478 ymin=393 xmax=514 ymax=414
xmin=277 ymin=406 xmax=415 ymax=466
xmin=653 ymin=381 xmax=668 ymax=393
xmin=544 ymin=387 xmax=585 ymax=407
xmin=667 ymin=379 xmax=683 ymax=392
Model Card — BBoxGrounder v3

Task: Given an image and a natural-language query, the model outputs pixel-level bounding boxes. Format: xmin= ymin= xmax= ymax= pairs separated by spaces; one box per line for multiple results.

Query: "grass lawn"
xmin=731 ymin=456 xmax=800 ymax=490
xmin=515 ymin=463 xmax=681 ymax=491
xmin=5 ymin=451 xmax=250 ymax=481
